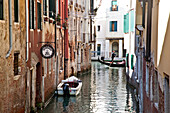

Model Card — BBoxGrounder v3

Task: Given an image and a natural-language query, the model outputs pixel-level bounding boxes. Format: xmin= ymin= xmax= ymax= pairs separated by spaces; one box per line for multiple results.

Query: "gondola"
xmin=98 ymin=57 xmax=125 ymax=67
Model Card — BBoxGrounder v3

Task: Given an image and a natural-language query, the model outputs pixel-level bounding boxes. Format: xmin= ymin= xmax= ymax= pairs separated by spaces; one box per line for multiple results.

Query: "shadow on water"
xmin=39 ymin=62 xmax=139 ymax=113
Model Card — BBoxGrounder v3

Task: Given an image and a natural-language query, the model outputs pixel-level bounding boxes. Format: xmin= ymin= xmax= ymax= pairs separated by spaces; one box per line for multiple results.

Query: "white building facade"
xmin=95 ymin=0 xmax=128 ymax=59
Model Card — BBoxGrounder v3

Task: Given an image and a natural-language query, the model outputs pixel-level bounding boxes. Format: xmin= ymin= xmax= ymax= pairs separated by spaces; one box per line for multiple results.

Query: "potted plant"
xmin=56 ymin=14 xmax=61 ymax=25
xmin=44 ymin=16 xmax=49 ymax=22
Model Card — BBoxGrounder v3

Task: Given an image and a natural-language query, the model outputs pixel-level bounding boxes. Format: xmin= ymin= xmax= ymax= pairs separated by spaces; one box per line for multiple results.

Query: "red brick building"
xmin=25 ymin=0 xmax=67 ymax=112
xmin=25 ymin=0 xmax=43 ymax=112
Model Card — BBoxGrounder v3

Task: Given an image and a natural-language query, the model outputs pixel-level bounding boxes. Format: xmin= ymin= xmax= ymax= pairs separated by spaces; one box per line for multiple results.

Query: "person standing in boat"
xmin=111 ymin=51 xmax=116 ymax=64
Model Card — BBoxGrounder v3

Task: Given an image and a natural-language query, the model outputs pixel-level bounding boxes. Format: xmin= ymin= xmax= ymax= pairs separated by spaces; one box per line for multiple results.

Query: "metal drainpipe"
xmin=6 ymin=0 xmax=12 ymax=58
xmin=26 ymin=0 xmax=29 ymax=62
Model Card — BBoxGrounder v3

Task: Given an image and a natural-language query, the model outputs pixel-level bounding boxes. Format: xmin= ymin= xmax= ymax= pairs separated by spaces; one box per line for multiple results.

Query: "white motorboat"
xmin=57 ymin=76 xmax=82 ymax=96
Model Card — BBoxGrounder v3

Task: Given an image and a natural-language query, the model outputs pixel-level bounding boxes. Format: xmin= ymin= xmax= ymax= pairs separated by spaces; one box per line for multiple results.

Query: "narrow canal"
xmin=39 ymin=62 xmax=139 ymax=113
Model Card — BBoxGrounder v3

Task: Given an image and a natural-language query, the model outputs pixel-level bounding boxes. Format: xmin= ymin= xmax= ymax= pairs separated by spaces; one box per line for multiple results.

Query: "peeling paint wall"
xmin=0 ymin=0 xmax=26 ymax=112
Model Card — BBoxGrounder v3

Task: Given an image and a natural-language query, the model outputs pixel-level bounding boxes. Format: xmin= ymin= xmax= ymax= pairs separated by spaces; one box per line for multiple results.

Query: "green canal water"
xmin=39 ymin=62 xmax=139 ymax=113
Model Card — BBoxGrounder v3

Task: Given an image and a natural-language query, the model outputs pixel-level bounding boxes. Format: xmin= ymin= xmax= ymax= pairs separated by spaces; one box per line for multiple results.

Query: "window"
xmin=43 ymin=0 xmax=47 ymax=16
xmin=97 ymin=25 xmax=100 ymax=31
xmin=0 ymin=0 xmax=3 ymax=20
xmin=60 ymin=56 xmax=63 ymax=70
xmin=44 ymin=59 xmax=47 ymax=75
xmin=153 ymin=70 xmax=159 ymax=106
xmin=74 ymin=19 xmax=76 ymax=26
xmin=74 ymin=52 xmax=76 ymax=59
xmin=29 ymin=0 xmax=35 ymax=29
xmin=111 ymin=0 xmax=118 ymax=11
xmin=14 ymin=53 xmax=19 ymax=75
xmin=49 ymin=0 xmax=56 ymax=19
xmin=53 ymin=57 xmax=55 ymax=71
xmin=14 ymin=0 xmax=18 ymax=22
xmin=49 ymin=59 xmax=51 ymax=73
xmin=97 ymin=44 xmax=101 ymax=55
xmin=37 ymin=2 xmax=41 ymax=29
xmin=146 ymin=65 xmax=149 ymax=95
xmin=70 ymin=46 xmax=73 ymax=61
xmin=81 ymin=49 xmax=83 ymax=63
xmin=56 ymin=0 xmax=58 ymax=15
xmin=110 ymin=21 xmax=117 ymax=32
xmin=83 ymin=33 xmax=85 ymax=43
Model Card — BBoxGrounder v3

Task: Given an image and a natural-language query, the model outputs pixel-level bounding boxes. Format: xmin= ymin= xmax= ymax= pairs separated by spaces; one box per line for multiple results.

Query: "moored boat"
xmin=57 ymin=76 xmax=82 ymax=96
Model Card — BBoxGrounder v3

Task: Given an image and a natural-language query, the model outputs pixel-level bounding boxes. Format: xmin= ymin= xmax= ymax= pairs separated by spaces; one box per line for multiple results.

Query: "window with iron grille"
xmin=14 ymin=0 xmax=18 ymax=22
xmin=0 ymin=0 xmax=3 ymax=20
xmin=37 ymin=2 xmax=41 ymax=29
xmin=14 ymin=53 xmax=19 ymax=75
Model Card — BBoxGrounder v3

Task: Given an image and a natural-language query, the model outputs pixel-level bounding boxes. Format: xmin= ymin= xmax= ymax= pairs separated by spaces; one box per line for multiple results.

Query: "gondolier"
xmin=111 ymin=51 xmax=116 ymax=63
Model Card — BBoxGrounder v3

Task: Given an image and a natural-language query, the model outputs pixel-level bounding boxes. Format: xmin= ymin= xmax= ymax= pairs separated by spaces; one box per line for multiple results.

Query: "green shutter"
xmin=110 ymin=21 xmax=112 ymax=32
xmin=126 ymin=13 xmax=129 ymax=33
xmin=124 ymin=13 xmax=129 ymax=33
xmin=114 ymin=21 xmax=117 ymax=31
xmin=124 ymin=15 xmax=126 ymax=33
xmin=131 ymin=54 xmax=134 ymax=69
xmin=130 ymin=10 xmax=135 ymax=32
xmin=112 ymin=1 xmax=117 ymax=5
xmin=126 ymin=54 xmax=129 ymax=67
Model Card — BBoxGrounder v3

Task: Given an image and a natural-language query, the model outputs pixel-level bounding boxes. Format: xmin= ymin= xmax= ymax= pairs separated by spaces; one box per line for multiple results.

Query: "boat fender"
xmin=77 ymin=80 xmax=82 ymax=82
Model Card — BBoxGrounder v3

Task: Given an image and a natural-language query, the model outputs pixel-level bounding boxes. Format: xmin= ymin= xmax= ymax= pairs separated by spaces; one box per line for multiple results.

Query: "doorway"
xmin=97 ymin=44 xmax=101 ymax=55
xmin=36 ymin=62 xmax=42 ymax=105
xmin=112 ymin=42 xmax=119 ymax=57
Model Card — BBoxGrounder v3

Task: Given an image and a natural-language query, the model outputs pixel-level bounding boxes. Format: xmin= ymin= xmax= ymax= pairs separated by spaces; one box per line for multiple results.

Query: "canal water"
xmin=39 ymin=62 xmax=139 ymax=113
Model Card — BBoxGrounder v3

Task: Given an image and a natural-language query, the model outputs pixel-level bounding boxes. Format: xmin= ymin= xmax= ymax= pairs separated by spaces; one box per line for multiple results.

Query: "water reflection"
xmin=40 ymin=62 xmax=138 ymax=113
